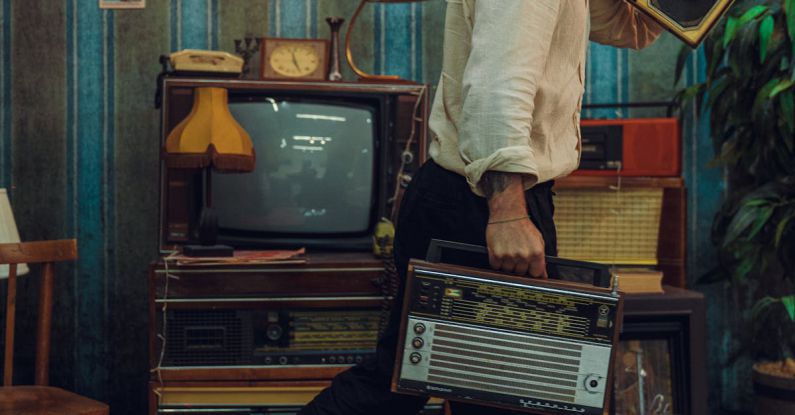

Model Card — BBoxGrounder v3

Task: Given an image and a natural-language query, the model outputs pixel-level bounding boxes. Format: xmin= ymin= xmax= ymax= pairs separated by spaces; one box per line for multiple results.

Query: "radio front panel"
xmin=394 ymin=262 xmax=622 ymax=414
xmin=158 ymin=307 xmax=381 ymax=368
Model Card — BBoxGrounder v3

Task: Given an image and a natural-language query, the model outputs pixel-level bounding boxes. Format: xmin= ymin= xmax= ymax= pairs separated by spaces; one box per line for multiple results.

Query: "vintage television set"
xmin=158 ymin=78 xmax=429 ymax=252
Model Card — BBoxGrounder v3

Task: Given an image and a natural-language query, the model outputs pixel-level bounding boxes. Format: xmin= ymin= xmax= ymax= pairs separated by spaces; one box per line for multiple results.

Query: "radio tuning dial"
xmin=412 ymin=337 xmax=424 ymax=349
xmin=409 ymin=352 xmax=422 ymax=364
xmin=413 ymin=323 xmax=426 ymax=335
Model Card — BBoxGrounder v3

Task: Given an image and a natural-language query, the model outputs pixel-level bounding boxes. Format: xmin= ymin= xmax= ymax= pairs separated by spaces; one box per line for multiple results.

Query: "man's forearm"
xmin=482 ymin=172 xmax=528 ymax=220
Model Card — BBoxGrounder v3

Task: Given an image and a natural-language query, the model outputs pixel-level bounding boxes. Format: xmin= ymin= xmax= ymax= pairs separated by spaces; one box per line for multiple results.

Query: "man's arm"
xmin=590 ymin=0 xmax=665 ymax=49
xmin=482 ymin=172 xmax=546 ymax=277
xmin=458 ymin=1 xmax=560 ymax=277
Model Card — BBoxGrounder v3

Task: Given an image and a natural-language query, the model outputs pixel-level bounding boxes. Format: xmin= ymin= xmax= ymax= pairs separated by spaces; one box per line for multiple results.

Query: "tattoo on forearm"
xmin=482 ymin=171 xmax=512 ymax=199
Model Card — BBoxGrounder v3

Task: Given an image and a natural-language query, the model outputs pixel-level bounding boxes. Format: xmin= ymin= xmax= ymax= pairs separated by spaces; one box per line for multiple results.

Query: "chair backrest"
xmin=1 ymin=239 xmax=77 ymax=387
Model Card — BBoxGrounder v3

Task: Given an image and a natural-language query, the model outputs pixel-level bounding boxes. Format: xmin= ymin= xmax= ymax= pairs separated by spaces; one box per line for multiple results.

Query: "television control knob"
xmin=584 ymin=374 xmax=601 ymax=393
xmin=412 ymin=337 xmax=424 ymax=349
xmin=409 ymin=352 xmax=422 ymax=364
xmin=413 ymin=323 xmax=426 ymax=335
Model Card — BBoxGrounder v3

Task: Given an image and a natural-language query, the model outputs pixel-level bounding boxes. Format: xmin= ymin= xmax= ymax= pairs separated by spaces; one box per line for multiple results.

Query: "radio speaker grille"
xmin=163 ymin=310 xmax=252 ymax=366
xmin=427 ymin=323 xmax=583 ymax=403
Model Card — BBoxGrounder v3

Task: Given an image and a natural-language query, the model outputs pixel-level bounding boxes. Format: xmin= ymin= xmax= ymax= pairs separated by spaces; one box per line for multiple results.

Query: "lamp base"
xmin=183 ymin=244 xmax=234 ymax=257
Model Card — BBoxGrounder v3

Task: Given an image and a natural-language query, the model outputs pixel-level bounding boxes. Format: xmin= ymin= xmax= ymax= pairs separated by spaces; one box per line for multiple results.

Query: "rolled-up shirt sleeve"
xmin=589 ymin=0 xmax=664 ymax=49
xmin=459 ymin=0 xmax=560 ymax=195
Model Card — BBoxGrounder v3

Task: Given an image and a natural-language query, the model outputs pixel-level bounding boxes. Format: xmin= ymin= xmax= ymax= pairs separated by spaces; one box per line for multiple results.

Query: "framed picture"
xmin=612 ymin=315 xmax=691 ymax=415
xmin=99 ymin=0 xmax=145 ymax=9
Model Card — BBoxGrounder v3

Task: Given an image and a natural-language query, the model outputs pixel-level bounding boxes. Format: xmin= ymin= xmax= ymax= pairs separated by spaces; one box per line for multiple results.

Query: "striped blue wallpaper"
xmin=0 ymin=0 xmax=730 ymax=413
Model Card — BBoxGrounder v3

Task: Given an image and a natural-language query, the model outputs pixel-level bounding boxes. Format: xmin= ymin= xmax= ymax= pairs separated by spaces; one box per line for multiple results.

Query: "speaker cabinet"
xmin=628 ymin=0 xmax=735 ymax=46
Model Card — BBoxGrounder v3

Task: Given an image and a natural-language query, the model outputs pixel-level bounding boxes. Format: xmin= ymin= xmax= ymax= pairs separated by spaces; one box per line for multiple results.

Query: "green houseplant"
xmin=675 ymin=0 xmax=795 ymax=411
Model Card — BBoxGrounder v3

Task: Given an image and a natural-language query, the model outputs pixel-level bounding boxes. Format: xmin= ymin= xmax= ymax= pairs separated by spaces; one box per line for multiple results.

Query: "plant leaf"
xmin=751 ymin=296 xmax=778 ymax=321
xmin=748 ymin=206 xmax=774 ymax=239
xmin=724 ymin=204 xmax=758 ymax=246
xmin=775 ymin=213 xmax=794 ymax=247
xmin=753 ymin=78 xmax=780 ymax=120
xmin=787 ymin=0 xmax=795 ymax=49
xmin=782 ymin=296 xmax=795 ymax=321
xmin=707 ymin=40 xmax=725 ymax=81
xmin=734 ymin=256 xmax=756 ymax=282
xmin=781 ymin=91 xmax=795 ymax=133
xmin=725 ymin=16 xmax=739 ymax=48
xmin=741 ymin=5 xmax=769 ymax=25
xmin=760 ymin=15 xmax=775 ymax=63
xmin=770 ymin=79 xmax=794 ymax=98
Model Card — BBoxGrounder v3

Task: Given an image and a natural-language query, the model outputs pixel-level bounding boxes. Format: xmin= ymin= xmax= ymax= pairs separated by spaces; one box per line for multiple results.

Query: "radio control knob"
xmin=278 ymin=356 xmax=288 ymax=365
xmin=412 ymin=337 xmax=424 ymax=349
xmin=329 ymin=356 xmax=336 ymax=364
xmin=266 ymin=324 xmax=283 ymax=341
xmin=413 ymin=323 xmax=426 ymax=335
xmin=584 ymin=374 xmax=601 ymax=393
xmin=409 ymin=352 xmax=422 ymax=364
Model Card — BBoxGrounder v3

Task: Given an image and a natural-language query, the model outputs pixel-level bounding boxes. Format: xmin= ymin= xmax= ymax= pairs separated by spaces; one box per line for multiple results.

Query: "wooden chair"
xmin=1 ymin=240 xmax=108 ymax=415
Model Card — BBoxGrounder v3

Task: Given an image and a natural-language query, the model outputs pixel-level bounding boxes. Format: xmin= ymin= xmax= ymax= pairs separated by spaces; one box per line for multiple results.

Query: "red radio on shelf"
xmin=575 ymin=118 xmax=680 ymax=177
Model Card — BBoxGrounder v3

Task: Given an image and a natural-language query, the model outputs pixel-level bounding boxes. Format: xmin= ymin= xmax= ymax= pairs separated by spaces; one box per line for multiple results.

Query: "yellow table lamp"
xmin=163 ymin=87 xmax=255 ymax=256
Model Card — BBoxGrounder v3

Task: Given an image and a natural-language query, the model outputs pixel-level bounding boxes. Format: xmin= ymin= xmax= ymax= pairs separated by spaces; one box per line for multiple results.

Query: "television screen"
xmin=212 ymin=98 xmax=376 ymax=236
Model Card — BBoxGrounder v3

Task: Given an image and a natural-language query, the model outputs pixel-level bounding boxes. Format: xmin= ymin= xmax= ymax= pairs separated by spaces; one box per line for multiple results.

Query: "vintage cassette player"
xmin=392 ymin=240 xmax=623 ymax=414
xmin=576 ymin=118 xmax=680 ymax=177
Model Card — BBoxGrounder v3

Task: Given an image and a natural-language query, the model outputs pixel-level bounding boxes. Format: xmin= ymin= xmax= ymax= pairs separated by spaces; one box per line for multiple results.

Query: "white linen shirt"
xmin=428 ymin=0 xmax=664 ymax=195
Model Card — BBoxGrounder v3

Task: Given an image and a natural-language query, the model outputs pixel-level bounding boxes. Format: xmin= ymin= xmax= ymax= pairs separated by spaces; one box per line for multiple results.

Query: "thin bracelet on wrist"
xmin=487 ymin=215 xmax=529 ymax=225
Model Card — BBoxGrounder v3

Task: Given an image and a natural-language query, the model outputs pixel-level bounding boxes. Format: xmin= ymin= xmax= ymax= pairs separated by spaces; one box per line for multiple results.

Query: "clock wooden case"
xmin=260 ymin=38 xmax=329 ymax=81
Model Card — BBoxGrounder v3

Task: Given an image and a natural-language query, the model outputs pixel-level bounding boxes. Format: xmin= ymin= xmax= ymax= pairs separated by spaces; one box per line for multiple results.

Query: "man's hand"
xmin=482 ymin=172 xmax=547 ymax=278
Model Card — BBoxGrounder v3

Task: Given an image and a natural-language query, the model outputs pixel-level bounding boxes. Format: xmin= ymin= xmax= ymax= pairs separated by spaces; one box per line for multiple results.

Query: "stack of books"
xmin=613 ymin=267 xmax=664 ymax=294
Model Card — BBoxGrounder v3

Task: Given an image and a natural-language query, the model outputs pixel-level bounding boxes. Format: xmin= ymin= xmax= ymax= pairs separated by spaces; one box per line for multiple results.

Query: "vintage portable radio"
xmin=626 ymin=0 xmax=735 ymax=47
xmin=392 ymin=242 xmax=623 ymax=414
xmin=576 ymin=118 xmax=680 ymax=177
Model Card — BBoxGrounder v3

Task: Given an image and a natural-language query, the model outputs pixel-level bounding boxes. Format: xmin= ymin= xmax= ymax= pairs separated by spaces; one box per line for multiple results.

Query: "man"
xmin=300 ymin=1 xmax=662 ymax=414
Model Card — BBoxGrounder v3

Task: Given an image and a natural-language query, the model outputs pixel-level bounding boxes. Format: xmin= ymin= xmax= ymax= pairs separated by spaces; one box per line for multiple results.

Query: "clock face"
xmin=269 ymin=44 xmax=320 ymax=78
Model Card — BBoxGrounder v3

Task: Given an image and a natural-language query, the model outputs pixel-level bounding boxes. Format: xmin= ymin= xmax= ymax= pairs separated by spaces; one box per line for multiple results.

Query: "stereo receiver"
xmin=160 ymin=307 xmax=381 ymax=368
xmin=392 ymin=248 xmax=623 ymax=414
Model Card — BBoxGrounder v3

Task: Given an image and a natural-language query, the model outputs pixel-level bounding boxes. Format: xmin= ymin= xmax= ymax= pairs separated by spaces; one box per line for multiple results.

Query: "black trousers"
xmin=299 ymin=159 xmax=558 ymax=415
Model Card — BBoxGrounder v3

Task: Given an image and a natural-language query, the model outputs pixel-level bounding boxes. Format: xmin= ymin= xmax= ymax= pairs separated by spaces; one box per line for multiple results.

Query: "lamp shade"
xmin=0 ymin=189 xmax=28 ymax=278
xmin=164 ymin=87 xmax=255 ymax=173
